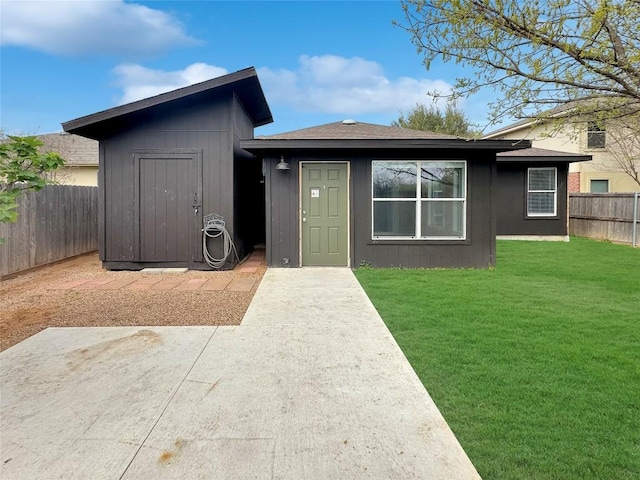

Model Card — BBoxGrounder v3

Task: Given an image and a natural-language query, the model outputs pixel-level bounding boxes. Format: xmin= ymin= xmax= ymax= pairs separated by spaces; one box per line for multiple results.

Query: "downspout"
xmin=633 ymin=192 xmax=639 ymax=248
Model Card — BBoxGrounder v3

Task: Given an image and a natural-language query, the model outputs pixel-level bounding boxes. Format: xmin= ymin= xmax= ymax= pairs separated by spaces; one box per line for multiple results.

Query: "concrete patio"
xmin=0 ymin=268 xmax=480 ymax=479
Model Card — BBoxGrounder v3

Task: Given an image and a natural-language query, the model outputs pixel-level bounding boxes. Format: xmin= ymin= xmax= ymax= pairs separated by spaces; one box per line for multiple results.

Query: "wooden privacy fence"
xmin=569 ymin=193 xmax=640 ymax=247
xmin=0 ymin=185 xmax=98 ymax=278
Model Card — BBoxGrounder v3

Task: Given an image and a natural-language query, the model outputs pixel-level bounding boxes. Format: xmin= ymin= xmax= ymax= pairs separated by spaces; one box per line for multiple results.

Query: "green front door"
xmin=301 ymin=162 xmax=349 ymax=266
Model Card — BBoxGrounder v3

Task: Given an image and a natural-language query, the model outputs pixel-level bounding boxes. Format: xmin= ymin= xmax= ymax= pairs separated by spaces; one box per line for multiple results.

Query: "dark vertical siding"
xmin=265 ymin=150 xmax=497 ymax=269
xmin=352 ymin=152 xmax=496 ymax=269
xmin=496 ymin=163 xmax=569 ymax=235
xmin=265 ymin=155 xmax=299 ymax=267
xmin=100 ymin=96 xmax=238 ymax=267
xmin=232 ymin=94 xmax=265 ymax=261
xmin=98 ymin=143 xmax=106 ymax=261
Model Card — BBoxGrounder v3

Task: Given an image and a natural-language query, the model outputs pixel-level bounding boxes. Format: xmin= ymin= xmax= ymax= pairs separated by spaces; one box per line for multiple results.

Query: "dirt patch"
xmin=0 ymin=252 xmax=266 ymax=352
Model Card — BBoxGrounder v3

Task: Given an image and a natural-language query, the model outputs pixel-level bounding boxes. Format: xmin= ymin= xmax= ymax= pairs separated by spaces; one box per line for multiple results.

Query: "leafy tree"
xmin=0 ymin=135 xmax=65 ymax=223
xmin=392 ymin=102 xmax=475 ymax=136
xmin=398 ymin=0 xmax=640 ymax=125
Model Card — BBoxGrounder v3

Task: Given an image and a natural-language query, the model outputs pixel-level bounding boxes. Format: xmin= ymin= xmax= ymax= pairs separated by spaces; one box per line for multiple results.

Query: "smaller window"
xmin=590 ymin=179 xmax=609 ymax=193
xmin=587 ymin=122 xmax=606 ymax=148
xmin=527 ymin=167 xmax=557 ymax=217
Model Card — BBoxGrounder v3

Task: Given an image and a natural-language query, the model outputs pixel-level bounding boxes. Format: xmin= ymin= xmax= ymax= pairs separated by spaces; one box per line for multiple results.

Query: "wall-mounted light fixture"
xmin=275 ymin=155 xmax=290 ymax=171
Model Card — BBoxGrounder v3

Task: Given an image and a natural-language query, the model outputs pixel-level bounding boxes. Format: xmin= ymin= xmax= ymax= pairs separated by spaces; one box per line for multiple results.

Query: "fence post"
xmin=633 ymin=192 xmax=639 ymax=248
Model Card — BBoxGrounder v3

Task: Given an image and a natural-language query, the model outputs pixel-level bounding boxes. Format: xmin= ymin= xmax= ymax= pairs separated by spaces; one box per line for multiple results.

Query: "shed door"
xmin=301 ymin=162 xmax=349 ymax=266
xmin=135 ymin=151 xmax=203 ymax=263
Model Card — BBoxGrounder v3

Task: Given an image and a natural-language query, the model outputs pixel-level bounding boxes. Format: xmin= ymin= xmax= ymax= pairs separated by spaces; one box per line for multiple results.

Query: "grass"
xmin=354 ymin=238 xmax=640 ymax=480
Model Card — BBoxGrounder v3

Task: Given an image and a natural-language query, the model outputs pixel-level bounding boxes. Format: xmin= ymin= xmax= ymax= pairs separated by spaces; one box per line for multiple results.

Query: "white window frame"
xmin=527 ymin=167 xmax=557 ymax=217
xmin=371 ymin=160 xmax=467 ymax=240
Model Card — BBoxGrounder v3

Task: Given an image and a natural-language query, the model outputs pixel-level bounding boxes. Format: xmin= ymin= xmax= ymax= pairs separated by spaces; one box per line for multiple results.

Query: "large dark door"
xmin=135 ymin=151 xmax=203 ymax=263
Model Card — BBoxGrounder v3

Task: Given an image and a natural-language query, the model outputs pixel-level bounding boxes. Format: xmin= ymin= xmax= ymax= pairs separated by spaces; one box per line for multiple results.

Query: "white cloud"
xmin=0 ymin=1 xmax=198 ymax=57
xmin=258 ymin=55 xmax=453 ymax=114
xmin=111 ymin=56 xmax=453 ymax=114
xmin=113 ymin=63 xmax=228 ymax=104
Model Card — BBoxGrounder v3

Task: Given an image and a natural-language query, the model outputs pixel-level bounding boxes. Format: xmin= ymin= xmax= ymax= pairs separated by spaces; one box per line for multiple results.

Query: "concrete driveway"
xmin=1 ymin=268 xmax=480 ymax=479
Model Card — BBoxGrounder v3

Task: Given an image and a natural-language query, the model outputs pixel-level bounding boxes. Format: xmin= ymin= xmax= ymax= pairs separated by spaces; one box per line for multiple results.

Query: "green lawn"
xmin=354 ymin=238 xmax=640 ymax=480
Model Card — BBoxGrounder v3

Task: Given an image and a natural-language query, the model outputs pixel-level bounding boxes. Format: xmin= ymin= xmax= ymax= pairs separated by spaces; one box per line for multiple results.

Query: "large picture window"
xmin=527 ymin=167 xmax=557 ymax=216
xmin=372 ymin=161 xmax=466 ymax=239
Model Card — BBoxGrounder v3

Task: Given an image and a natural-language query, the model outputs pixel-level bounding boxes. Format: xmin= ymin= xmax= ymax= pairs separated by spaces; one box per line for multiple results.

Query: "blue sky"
xmin=1 ymin=0 xmax=502 ymax=136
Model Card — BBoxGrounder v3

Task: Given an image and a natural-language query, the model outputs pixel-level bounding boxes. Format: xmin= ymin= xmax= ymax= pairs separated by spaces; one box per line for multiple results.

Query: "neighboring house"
xmin=484 ymin=117 xmax=640 ymax=193
xmin=63 ymin=67 xmax=589 ymax=270
xmin=38 ymin=132 xmax=99 ymax=186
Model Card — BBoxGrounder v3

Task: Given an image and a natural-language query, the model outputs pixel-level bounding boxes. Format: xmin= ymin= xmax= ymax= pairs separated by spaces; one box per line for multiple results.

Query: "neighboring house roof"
xmin=483 ymin=102 xmax=586 ymax=138
xmin=482 ymin=99 xmax=636 ymax=138
xmin=243 ymin=120 xmax=531 ymax=152
xmin=38 ymin=132 xmax=98 ymax=166
xmin=63 ymin=67 xmax=272 ymax=139
xmin=497 ymin=147 xmax=591 ymax=163
xmin=484 ymin=118 xmax=537 ymax=138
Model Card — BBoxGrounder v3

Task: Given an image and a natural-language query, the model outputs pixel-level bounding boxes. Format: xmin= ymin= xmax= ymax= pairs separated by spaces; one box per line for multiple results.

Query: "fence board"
xmin=569 ymin=193 xmax=639 ymax=246
xmin=0 ymin=185 xmax=98 ymax=278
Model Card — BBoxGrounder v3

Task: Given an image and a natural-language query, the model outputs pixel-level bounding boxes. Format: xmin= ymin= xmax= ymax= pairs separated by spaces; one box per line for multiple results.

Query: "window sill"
xmin=368 ymin=238 xmax=471 ymax=246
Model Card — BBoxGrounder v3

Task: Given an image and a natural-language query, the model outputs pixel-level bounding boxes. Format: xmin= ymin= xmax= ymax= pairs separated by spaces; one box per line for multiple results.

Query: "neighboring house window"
xmin=590 ymin=179 xmax=609 ymax=193
xmin=527 ymin=167 xmax=557 ymax=216
xmin=587 ymin=122 xmax=606 ymax=148
xmin=372 ymin=161 xmax=466 ymax=239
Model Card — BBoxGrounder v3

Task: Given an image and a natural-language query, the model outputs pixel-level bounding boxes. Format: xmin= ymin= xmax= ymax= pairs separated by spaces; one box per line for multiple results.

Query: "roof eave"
xmin=483 ymin=120 xmax=537 ymax=138
xmin=240 ymin=138 xmax=532 ymax=152
xmin=497 ymin=155 xmax=591 ymax=163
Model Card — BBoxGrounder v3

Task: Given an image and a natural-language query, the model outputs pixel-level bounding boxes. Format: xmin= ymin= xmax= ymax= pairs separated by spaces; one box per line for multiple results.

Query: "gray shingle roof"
xmin=258 ymin=121 xmax=462 ymax=140
xmin=497 ymin=147 xmax=583 ymax=157
xmin=38 ymin=133 xmax=98 ymax=166
xmin=497 ymin=146 xmax=590 ymax=163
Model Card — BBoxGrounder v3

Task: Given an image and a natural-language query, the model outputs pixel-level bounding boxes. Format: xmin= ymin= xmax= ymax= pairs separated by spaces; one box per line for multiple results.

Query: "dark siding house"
xmin=63 ymin=68 xmax=271 ymax=270
xmin=63 ymin=67 xmax=587 ymax=270
xmin=241 ymin=121 xmax=531 ymax=268
xmin=496 ymin=148 xmax=591 ymax=239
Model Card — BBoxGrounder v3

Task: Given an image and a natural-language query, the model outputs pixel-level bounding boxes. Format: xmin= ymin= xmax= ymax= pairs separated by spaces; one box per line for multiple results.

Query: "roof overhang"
xmin=496 ymin=155 xmax=590 ymax=163
xmin=483 ymin=120 xmax=537 ymax=138
xmin=63 ymin=67 xmax=273 ymax=139
xmin=241 ymin=138 xmax=532 ymax=153
xmin=497 ymin=147 xmax=591 ymax=163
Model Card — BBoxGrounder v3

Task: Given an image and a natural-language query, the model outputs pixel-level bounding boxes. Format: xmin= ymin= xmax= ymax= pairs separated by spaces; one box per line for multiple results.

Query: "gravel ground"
xmin=0 ymin=253 xmax=265 ymax=352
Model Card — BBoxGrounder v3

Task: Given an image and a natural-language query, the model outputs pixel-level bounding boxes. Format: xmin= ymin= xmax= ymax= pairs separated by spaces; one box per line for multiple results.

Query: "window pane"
xmin=587 ymin=132 xmax=606 ymax=148
xmin=529 ymin=169 xmax=555 ymax=190
xmin=373 ymin=201 xmax=416 ymax=237
xmin=528 ymin=192 xmax=555 ymax=215
xmin=421 ymin=201 xmax=464 ymax=237
xmin=372 ymin=162 xmax=417 ymax=198
xmin=590 ymin=179 xmax=609 ymax=193
xmin=420 ymin=163 xmax=464 ymax=198
xmin=587 ymin=122 xmax=606 ymax=148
